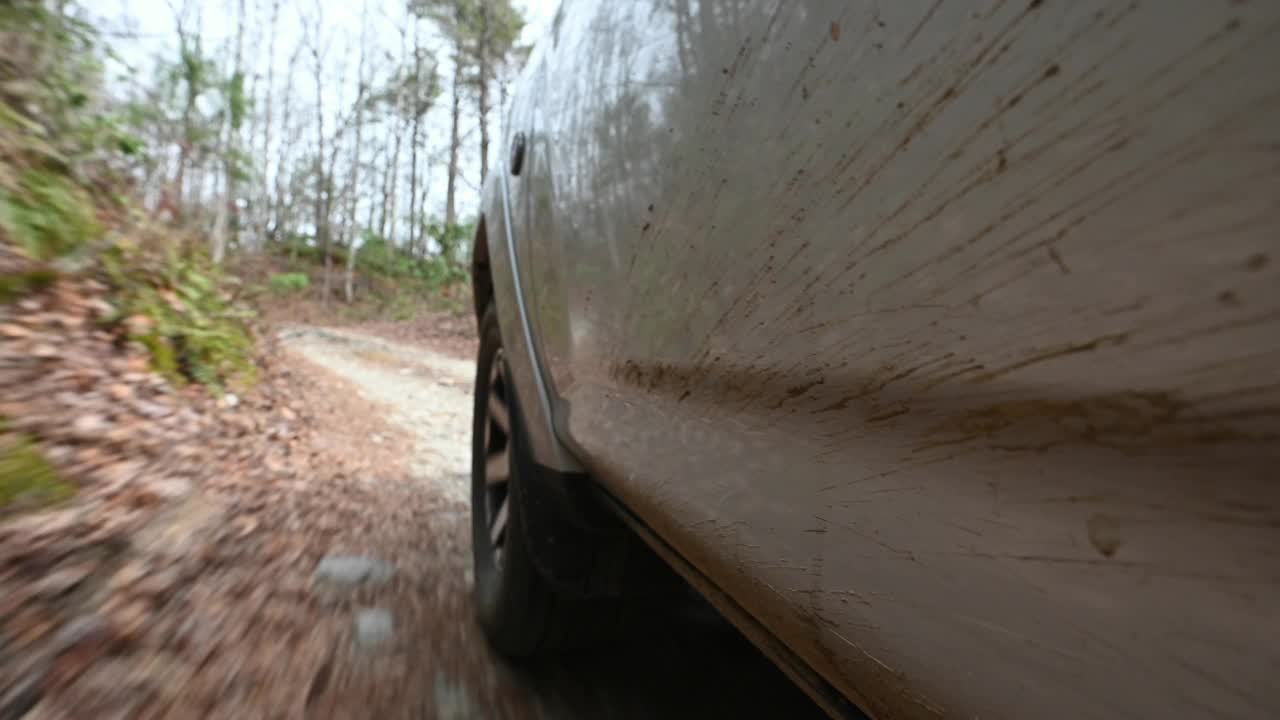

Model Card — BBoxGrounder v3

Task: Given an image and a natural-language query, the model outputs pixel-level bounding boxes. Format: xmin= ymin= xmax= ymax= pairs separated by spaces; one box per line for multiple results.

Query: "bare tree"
xmin=305 ymin=0 xmax=331 ymax=301
xmin=407 ymin=18 xmax=423 ymax=256
xmin=384 ymin=19 xmax=410 ymax=247
xmin=255 ymin=0 xmax=282 ymax=249
xmin=211 ymin=0 xmax=247 ymax=264
xmin=416 ymin=0 xmax=524 ymax=196
xmin=444 ymin=11 xmax=465 ymax=228
xmin=168 ymin=0 xmax=199 ymax=216
xmin=274 ymin=43 xmax=300 ymax=249
xmin=476 ymin=0 xmax=489 ymax=185
xmin=344 ymin=0 xmax=371 ymax=303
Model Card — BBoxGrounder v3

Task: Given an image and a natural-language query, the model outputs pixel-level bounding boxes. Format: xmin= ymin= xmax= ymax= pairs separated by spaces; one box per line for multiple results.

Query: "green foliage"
xmin=0 ymin=2 xmax=103 ymax=138
xmin=0 ymin=1 xmax=257 ymax=395
xmin=0 ymin=268 xmax=56 ymax=303
xmin=227 ymin=70 xmax=249 ymax=130
xmin=0 ymin=2 xmax=140 ymax=264
xmin=356 ymin=229 xmax=467 ymax=288
xmin=177 ymin=47 xmax=211 ymax=95
xmin=0 ymin=433 xmax=74 ymax=512
xmin=425 ymin=220 xmax=472 ymax=269
xmin=268 ymin=271 xmax=309 ymax=293
xmin=412 ymin=0 xmax=527 ymax=67
xmin=152 ymin=32 xmax=255 ymax=182
xmin=280 ymin=233 xmax=324 ymax=264
xmin=0 ymin=165 xmax=99 ymax=260
xmin=104 ymin=240 xmax=256 ymax=392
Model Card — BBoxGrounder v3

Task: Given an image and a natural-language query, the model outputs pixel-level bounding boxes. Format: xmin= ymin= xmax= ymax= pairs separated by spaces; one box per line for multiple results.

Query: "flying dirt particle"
xmin=1246 ymin=253 xmax=1268 ymax=271
xmin=830 ymin=21 xmax=841 ymax=41
xmin=1087 ymin=514 xmax=1124 ymax=558
xmin=1043 ymin=63 xmax=1061 ymax=79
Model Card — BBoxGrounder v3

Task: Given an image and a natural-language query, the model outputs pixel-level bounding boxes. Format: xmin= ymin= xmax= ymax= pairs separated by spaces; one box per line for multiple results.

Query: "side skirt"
xmin=589 ymin=486 xmax=871 ymax=720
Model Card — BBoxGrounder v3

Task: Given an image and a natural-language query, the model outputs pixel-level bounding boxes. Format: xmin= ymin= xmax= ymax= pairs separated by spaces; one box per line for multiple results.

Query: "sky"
xmin=98 ymin=0 xmax=561 ymax=232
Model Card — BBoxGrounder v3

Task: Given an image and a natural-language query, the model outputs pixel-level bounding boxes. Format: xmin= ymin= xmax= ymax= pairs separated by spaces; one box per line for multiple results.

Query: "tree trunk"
xmin=418 ymin=154 xmax=430 ymax=253
xmin=210 ymin=171 xmax=228 ymax=261
xmin=385 ymin=21 xmax=409 ymax=247
xmin=445 ymin=40 xmax=462 ymax=228
xmin=212 ymin=0 xmax=247 ymax=264
xmin=275 ymin=47 xmax=299 ymax=247
xmin=174 ymin=38 xmax=197 ymax=216
xmin=320 ymin=38 xmax=350 ymax=306
xmin=477 ymin=0 xmax=491 ymax=186
xmin=366 ymin=144 xmax=379 ymax=231
xmin=387 ymin=117 xmax=403 ymax=245
xmin=257 ymin=0 xmax=281 ymax=250
xmin=344 ymin=0 xmax=369 ymax=304
xmin=311 ymin=8 xmax=328 ymax=303
xmin=407 ymin=21 xmax=422 ymax=256
xmin=377 ymin=136 xmax=392 ymax=239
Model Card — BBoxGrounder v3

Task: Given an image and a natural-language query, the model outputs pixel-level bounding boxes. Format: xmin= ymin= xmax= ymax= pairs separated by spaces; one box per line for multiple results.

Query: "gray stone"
xmin=353 ymin=608 xmax=393 ymax=649
xmin=434 ymin=671 xmax=480 ymax=720
xmin=312 ymin=555 xmax=394 ymax=589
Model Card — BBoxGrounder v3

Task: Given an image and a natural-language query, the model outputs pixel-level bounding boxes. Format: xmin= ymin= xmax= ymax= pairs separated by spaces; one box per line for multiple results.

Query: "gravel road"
xmin=277 ymin=324 xmax=825 ymax=720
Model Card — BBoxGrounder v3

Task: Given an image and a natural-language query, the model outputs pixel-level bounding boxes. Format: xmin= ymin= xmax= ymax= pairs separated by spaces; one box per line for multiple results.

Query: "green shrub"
xmin=0 ymin=433 xmax=74 ymax=512
xmin=0 ymin=2 xmax=256 ymax=396
xmin=0 ymin=165 xmax=99 ymax=260
xmin=0 ymin=267 xmax=56 ymax=303
xmin=268 ymin=271 xmax=310 ymax=293
xmin=355 ymin=230 xmax=469 ymax=288
xmin=104 ymin=240 xmax=256 ymax=392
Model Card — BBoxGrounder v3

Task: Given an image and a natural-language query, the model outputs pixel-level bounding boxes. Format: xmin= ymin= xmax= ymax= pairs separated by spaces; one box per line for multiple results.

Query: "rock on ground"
xmin=313 ymin=555 xmax=395 ymax=589
xmin=353 ymin=608 xmax=394 ymax=650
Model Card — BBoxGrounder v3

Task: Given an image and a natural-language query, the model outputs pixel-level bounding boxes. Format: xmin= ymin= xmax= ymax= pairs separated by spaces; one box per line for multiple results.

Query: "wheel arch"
xmin=471 ymin=214 xmax=494 ymax=326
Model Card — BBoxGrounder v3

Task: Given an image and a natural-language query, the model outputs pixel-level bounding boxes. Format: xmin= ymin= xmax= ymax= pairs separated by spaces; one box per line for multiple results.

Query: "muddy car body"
xmin=467 ymin=1 xmax=1280 ymax=717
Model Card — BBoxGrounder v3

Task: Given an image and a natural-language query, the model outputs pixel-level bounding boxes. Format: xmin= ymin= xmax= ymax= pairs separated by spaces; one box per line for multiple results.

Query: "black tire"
xmin=471 ymin=304 xmax=618 ymax=656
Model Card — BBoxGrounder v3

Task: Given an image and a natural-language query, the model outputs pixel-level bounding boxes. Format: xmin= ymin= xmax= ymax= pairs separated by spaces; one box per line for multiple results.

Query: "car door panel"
xmin=521 ymin=1 xmax=1280 ymax=718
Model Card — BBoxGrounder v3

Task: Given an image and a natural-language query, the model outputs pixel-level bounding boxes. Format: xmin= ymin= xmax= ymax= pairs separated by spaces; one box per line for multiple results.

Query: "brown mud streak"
xmin=919 ymin=391 xmax=1276 ymax=453
xmin=969 ymin=333 xmax=1130 ymax=383
xmin=900 ymin=0 xmax=945 ymax=51
xmin=833 ymin=0 xmax=1047 ymax=228
xmin=609 ymin=355 xmax=1278 ymax=454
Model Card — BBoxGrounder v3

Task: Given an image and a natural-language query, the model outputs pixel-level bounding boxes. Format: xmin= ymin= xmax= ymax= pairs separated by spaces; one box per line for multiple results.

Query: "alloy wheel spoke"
xmin=488 ymin=393 xmax=510 ymax=434
xmin=490 ymin=497 xmax=509 ymax=546
xmin=485 ymin=448 xmax=510 ymax=487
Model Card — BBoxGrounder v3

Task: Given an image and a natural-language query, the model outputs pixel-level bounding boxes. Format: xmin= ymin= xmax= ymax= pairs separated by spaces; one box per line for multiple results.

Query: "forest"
xmin=0 ymin=0 xmax=533 ymax=507
xmin=5 ymin=0 xmax=531 ymax=310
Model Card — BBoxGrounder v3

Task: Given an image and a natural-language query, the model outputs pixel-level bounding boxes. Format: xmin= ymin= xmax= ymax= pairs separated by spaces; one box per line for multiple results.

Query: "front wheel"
xmin=471 ymin=304 xmax=617 ymax=656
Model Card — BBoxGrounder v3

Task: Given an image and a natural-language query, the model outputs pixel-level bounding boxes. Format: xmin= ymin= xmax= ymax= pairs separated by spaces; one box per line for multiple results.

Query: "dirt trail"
xmin=279 ymin=325 xmax=475 ymax=504
xmin=273 ymin=324 xmax=825 ymax=720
